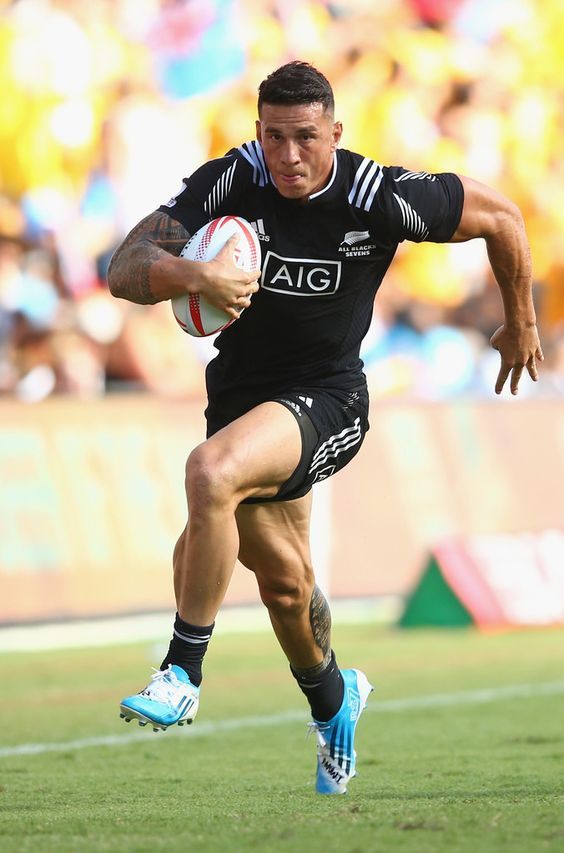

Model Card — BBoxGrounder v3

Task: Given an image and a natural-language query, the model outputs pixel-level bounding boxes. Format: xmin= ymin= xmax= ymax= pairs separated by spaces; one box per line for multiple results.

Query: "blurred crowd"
xmin=0 ymin=0 xmax=563 ymax=402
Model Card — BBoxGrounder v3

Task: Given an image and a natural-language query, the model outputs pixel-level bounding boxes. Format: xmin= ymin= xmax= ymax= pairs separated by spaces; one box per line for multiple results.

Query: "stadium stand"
xmin=0 ymin=0 xmax=562 ymax=402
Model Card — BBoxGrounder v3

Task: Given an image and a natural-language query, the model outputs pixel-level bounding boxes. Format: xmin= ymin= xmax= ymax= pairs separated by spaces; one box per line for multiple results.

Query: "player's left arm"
xmin=450 ymin=175 xmax=544 ymax=395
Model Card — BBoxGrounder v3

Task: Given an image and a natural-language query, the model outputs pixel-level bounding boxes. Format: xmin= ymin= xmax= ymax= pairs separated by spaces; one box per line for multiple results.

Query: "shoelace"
xmin=307 ymin=721 xmax=330 ymax=749
xmin=307 ymin=721 xmax=331 ymax=734
xmin=141 ymin=666 xmax=186 ymax=707
xmin=307 ymin=721 xmax=350 ymax=772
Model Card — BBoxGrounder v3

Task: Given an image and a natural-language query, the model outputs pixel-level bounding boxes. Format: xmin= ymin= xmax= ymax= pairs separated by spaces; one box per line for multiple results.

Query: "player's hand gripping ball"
xmin=171 ymin=216 xmax=261 ymax=337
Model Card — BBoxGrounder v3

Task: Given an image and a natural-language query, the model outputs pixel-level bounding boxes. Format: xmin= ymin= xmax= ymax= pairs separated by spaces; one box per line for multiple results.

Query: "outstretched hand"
xmin=490 ymin=324 xmax=544 ymax=395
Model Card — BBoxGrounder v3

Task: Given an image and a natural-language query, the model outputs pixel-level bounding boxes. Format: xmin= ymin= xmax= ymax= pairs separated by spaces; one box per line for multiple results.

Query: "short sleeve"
xmin=158 ymin=153 xmax=244 ymax=235
xmin=376 ymin=167 xmax=464 ymax=244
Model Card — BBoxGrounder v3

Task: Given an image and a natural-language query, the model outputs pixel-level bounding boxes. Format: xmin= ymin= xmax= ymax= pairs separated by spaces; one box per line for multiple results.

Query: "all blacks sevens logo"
xmin=261 ymin=251 xmax=341 ymax=296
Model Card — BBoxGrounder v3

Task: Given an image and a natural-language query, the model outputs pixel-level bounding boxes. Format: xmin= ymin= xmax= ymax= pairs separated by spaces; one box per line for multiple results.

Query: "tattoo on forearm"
xmin=112 ymin=241 xmax=161 ymax=304
xmin=107 ymin=211 xmax=190 ymax=304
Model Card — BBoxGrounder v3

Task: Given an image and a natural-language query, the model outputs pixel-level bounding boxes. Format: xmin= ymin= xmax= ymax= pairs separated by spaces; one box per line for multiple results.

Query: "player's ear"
xmin=256 ymin=120 xmax=262 ymax=143
xmin=331 ymin=121 xmax=343 ymax=151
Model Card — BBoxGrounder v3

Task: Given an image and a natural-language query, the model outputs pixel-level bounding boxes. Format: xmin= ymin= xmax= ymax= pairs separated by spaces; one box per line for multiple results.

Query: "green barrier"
xmin=398 ymin=556 xmax=474 ymax=628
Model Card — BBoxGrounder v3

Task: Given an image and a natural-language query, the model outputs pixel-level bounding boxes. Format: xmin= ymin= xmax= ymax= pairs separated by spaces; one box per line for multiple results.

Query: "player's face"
xmin=256 ymin=102 xmax=342 ymax=201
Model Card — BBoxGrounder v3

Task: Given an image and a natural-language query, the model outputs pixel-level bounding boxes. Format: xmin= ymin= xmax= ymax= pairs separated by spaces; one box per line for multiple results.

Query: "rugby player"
xmin=108 ymin=61 xmax=543 ymax=794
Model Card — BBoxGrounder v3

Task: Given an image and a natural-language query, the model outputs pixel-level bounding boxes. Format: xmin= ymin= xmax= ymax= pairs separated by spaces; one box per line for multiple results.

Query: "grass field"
xmin=1 ymin=620 xmax=563 ymax=852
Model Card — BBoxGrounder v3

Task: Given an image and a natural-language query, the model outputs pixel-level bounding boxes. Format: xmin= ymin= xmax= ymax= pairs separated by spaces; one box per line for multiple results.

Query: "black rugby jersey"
xmin=159 ymin=142 xmax=463 ymax=398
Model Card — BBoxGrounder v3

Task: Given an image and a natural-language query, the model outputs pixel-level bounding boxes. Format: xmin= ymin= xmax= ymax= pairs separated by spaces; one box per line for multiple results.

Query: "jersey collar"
xmin=308 ymin=152 xmax=338 ymax=201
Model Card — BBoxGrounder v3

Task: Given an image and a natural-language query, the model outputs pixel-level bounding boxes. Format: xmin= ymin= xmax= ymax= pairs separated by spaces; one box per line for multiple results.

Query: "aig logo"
xmin=261 ymin=251 xmax=341 ymax=296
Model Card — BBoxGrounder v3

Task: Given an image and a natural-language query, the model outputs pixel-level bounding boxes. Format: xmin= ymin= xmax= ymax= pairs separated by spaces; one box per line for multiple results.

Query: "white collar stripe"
xmin=309 ymin=152 xmax=338 ymax=200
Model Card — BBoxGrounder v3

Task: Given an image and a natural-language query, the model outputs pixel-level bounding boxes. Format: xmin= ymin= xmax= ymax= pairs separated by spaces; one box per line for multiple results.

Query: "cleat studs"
xmin=119 ymin=713 xmax=125 ymax=719
xmin=187 ymin=719 xmax=193 ymax=725
xmin=177 ymin=721 xmax=184 ymax=727
xmin=138 ymin=721 xmax=147 ymax=727
xmin=152 ymin=728 xmax=159 ymax=733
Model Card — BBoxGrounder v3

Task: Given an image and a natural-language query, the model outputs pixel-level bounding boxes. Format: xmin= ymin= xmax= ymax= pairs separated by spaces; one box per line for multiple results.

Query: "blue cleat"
xmin=119 ymin=665 xmax=200 ymax=731
xmin=310 ymin=669 xmax=373 ymax=794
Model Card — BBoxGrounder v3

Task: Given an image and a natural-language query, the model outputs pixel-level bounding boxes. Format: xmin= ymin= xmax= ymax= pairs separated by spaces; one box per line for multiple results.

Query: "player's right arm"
xmin=107 ymin=154 xmax=260 ymax=316
xmin=107 ymin=211 xmax=258 ymax=318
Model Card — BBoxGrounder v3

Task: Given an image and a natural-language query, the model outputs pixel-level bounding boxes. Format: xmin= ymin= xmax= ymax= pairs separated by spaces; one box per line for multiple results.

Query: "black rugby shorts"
xmin=205 ymin=386 xmax=369 ymax=503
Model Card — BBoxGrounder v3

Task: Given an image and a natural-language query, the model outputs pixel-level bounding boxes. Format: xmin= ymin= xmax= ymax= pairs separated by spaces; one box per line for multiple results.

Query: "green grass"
xmin=1 ymin=622 xmax=563 ymax=852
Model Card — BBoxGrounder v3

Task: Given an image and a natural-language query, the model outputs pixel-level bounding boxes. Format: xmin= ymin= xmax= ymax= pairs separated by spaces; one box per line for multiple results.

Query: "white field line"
xmin=0 ymin=599 xmax=401 ymax=653
xmin=1 ymin=679 xmax=564 ymax=759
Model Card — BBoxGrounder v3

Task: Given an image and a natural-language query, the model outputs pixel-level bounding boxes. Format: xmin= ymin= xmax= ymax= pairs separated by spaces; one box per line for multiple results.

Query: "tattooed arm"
xmin=107 ymin=210 xmax=259 ymax=317
xmin=107 ymin=211 xmax=190 ymax=305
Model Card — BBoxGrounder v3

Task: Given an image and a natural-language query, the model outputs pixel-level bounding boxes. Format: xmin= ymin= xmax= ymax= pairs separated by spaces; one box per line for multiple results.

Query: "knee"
xmin=185 ymin=442 xmax=238 ymax=510
xmin=257 ymin=567 xmax=314 ymax=618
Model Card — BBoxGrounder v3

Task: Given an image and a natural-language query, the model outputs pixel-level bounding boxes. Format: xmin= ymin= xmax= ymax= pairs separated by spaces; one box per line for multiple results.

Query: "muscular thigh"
xmin=200 ymin=401 xmax=302 ymax=501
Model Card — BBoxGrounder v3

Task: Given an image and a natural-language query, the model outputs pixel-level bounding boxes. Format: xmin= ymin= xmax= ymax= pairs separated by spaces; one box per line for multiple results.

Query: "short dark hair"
xmin=258 ymin=61 xmax=334 ymax=115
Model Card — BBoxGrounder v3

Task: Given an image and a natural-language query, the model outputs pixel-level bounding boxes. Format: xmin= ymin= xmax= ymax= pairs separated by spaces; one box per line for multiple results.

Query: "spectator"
xmin=0 ymin=0 xmax=562 ymax=400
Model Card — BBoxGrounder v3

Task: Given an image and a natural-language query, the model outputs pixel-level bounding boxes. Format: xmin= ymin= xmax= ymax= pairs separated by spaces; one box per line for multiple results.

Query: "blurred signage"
xmin=400 ymin=531 xmax=564 ymax=628
xmin=1 ymin=396 xmax=564 ymax=624
xmin=0 ymin=397 xmax=259 ymax=623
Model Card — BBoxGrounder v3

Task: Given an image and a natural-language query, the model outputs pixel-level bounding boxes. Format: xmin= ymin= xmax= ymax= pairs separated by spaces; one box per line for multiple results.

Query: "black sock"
xmin=160 ymin=614 xmax=214 ymax=687
xmin=291 ymin=650 xmax=344 ymax=722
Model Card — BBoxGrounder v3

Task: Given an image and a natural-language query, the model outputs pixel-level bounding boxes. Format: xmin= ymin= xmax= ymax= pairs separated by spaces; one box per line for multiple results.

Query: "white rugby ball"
xmin=171 ymin=215 xmax=260 ymax=337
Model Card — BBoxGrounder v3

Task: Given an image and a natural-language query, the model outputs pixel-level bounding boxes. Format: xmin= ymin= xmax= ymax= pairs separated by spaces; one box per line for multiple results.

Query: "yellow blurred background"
xmin=0 ymin=0 xmax=563 ymax=402
xmin=1 ymin=1 xmax=564 ymax=626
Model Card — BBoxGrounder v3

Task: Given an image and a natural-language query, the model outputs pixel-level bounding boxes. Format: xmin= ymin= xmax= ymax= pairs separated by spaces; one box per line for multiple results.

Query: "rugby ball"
xmin=171 ymin=215 xmax=261 ymax=337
